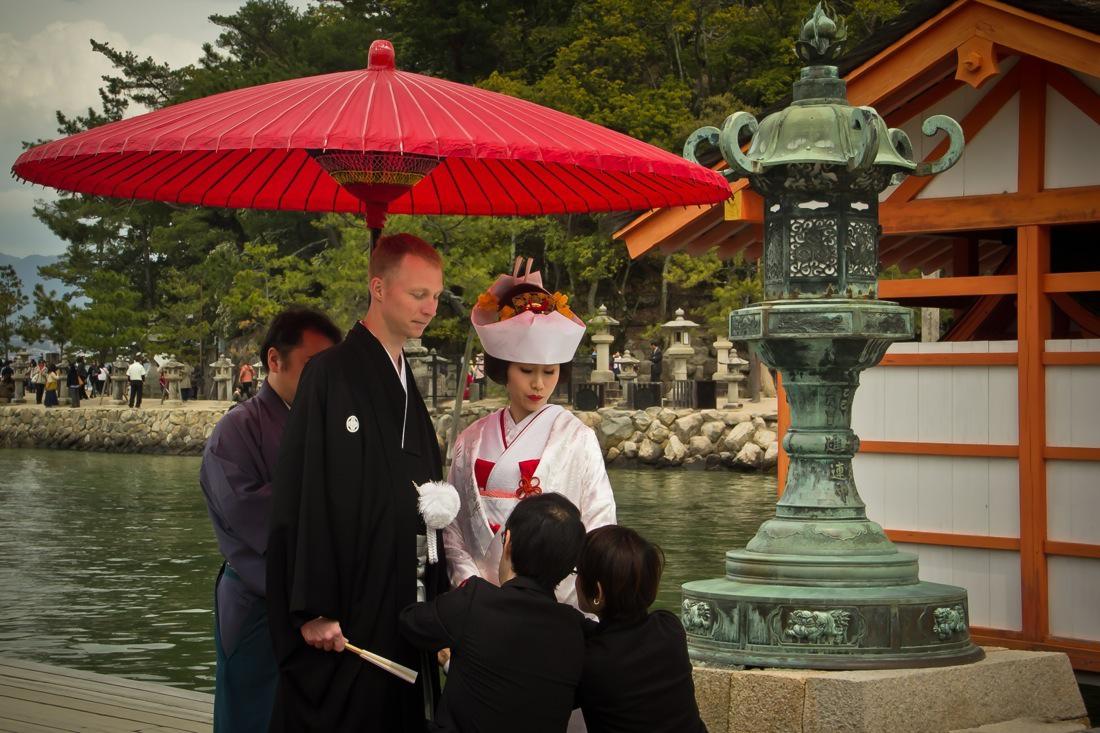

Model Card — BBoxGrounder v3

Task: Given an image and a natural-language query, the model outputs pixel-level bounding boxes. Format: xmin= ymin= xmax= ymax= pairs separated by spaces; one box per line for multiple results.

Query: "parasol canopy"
xmin=12 ymin=40 xmax=729 ymax=229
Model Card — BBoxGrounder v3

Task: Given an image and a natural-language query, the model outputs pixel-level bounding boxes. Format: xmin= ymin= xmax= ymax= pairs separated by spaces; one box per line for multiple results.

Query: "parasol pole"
xmin=438 ymin=290 xmax=474 ymax=473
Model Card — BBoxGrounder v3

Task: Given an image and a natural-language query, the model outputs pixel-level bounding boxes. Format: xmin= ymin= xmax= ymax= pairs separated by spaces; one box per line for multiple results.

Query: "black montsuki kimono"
xmin=267 ymin=323 xmax=449 ymax=732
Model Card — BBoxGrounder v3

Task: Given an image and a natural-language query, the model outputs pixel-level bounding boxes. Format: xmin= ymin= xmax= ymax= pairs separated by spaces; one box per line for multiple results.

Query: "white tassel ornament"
xmin=414 ymin=481 xmax=460 ymax=564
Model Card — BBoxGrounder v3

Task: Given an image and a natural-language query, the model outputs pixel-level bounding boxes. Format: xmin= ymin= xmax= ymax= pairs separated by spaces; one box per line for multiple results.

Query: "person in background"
xmin=97 ymin=363 xmax=108 ymax=397
xmin=66 ymin=360 xmax=82 ymax=408
xmin=200 ymin=308 xmax=342 ymax=733
xmin=649 ymin=341 xmax=663 ymax=382
xmin=43 ymin=364 xmax=59 ymax=407
xmin=238 ymin=360 xmax=255 ymax=399
xmin=30 ymin=359 xmax=45 ymax=404
xmin=574 ymin=525 xmax=707 ymax=733
xmin=127 ymin=356 xmax=147 ymax=408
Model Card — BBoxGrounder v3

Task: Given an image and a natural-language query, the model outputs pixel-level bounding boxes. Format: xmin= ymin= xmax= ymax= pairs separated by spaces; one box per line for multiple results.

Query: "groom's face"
xmin=374 ymin=255 xmax=444 ymax=340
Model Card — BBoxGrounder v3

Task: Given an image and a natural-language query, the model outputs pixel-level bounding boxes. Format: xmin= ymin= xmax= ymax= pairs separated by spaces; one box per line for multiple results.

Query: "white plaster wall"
xmin=1044 ymin=85 xmax=1100 ymax=189
xmin=1049 ymin=556 xmax=1100 ymax=641
xmin=918 ymin=93 xmax=1019 ymax=198
xmin=1045 ymin=339 xmax=1100 ymax=447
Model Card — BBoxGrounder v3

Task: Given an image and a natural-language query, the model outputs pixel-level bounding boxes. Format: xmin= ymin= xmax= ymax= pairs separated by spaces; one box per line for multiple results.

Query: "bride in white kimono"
xmin=444 ymin=260 xmax=617 ymax=609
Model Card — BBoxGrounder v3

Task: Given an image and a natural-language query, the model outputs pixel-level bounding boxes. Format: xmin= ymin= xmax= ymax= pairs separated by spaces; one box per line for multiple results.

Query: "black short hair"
xmin=505 ymin=493 xmax=586 ymax=591
xmin=483 ymin=354 xmax=572 ymax=385
xmin=576 ymin=525 xmax=664 ymax=623
xmin=260 ymin=307 xmax=343 ymax=370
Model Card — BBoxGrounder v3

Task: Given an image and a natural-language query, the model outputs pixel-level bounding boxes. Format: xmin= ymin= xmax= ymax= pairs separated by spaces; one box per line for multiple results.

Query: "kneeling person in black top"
xmin=575 ymin=525 xmax=708 ymax=733
xmin=400 ymin=493 xmax=587 ymax=733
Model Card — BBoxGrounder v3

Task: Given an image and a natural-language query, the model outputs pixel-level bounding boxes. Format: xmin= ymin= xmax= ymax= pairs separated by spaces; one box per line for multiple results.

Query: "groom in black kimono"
xmin=267 ymin=233 xmax=450 ymax=732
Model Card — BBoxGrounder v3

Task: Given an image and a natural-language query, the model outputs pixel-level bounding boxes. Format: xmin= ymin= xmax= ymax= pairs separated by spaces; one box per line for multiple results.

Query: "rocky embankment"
xmin=1 ymin=403 xmax=779 ymax=470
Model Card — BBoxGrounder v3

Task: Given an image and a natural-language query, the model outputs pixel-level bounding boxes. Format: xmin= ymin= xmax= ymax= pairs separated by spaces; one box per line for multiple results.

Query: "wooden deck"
xmin=0 ymin=658 xmax=212 ymax=732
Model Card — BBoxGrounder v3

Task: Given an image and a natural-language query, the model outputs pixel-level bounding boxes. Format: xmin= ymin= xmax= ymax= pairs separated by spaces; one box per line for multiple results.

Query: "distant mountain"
xmin=0 ymin=253 xmax=71 ymax=312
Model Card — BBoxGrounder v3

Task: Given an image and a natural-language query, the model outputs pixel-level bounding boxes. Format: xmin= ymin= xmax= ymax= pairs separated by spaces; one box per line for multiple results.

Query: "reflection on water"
xmin=609 ymin=468 xmax=777 ymax=611
xmin=0 ymin=450 xmax=775 ymax=692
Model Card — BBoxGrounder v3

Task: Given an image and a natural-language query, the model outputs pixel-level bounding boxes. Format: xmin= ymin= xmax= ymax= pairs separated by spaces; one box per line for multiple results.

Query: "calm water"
xmin=0 ymin=450 xmax=775 ymax=692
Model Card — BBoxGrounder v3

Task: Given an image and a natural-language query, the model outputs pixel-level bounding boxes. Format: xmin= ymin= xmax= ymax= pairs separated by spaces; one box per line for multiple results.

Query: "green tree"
xmin=71 ymin=271 xmax=147 ymax=361
xmin=31 ymin=285 xmax=75 ymax=359
xmin=0 ymin=265 xmax=29 ymax=359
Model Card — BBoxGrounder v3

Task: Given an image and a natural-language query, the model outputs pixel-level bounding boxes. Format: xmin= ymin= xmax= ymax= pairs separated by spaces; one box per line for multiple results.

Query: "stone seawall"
xmin=0 ymin=404 xmax=223 ymax=455
xmin=1 ymin=402 xmax=780 ymax=470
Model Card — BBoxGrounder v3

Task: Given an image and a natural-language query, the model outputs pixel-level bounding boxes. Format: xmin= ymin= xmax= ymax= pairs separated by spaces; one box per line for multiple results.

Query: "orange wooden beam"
xmin=685 ymin=220 xmax=741 ymax=256
xmin=884 ymin=75 xmax=965 ymax=127
xmin=1017 ymin=224 xmax=1051 ymax=642
xmin=1043 ymin=351 xmax=1100 ymax=366
xmin=944 ymin=294 xmax=1007 ymax=341
xmin=1045 ymin=541 xmax=1100 ymax=559
xmin=860 ymin=440 xmax=1017 ymax=457
xmin=1018 ymin=57 xmax=1046 ymax=195
xmin=1045 ymin=446 xmax=1100 ymax=461
xmin=879 ymin=351 xmax=1017 ymax=366
xmin=1049 ymin=293 xmax=1100 ymax=337
xmin=1046 ymin=64 xmax=1100 ymax=126
xmin=888 ymin=62 xmax=1022 ymax=204
xmin=885 ymin=529 xmax=1020 ymax=551
xmin=881 ymin=186 xmax=1100 ymax=234
xmin=846 ymin=0 xmax=1100 ymax=110
xmin=715 ymin=225 xmax=763 ymax=260
xmin=1043 ymin=271 xmax=1100 ymax=293
xmin=897 ymin=243 xmax=953 ymax=273
xmin=878 ymin=274 xmax=1017 ymax=298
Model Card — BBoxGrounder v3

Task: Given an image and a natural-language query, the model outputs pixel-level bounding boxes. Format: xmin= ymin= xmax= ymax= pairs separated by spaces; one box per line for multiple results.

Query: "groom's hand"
xmin=302 ymin=617 xmax=346 ymax=652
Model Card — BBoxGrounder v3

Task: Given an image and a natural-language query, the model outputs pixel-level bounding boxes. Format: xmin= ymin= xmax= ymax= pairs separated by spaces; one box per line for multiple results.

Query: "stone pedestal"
xmin=692 ymin=649 xmax=1088 ymax=733
xmin=160 ymin=358 xmax=184 ymax=405
xmin=10 ymin=354 xmax=29 ymax=404
xmin=662 ymin=308 xmax=698 ymax=384
xmin=589 ymin=305 xmax=619 ymax=384
xmin=210 ymin=354 xmax=233 ymax=401
xmin=713 ymin=337 xmax=748 ymax=408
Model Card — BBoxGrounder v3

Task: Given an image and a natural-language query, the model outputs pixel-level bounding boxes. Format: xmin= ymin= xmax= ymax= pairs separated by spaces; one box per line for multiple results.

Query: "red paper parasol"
xmin=12 ymin=40 xmax=729 ymax=233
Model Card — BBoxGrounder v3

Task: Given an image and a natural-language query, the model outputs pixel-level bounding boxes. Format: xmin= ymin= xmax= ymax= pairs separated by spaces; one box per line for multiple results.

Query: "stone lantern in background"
xmin=661 ymin=308 xmax=698 ymax=382
xmin=110 ymin=357 xmax=129 ymax=404
xmin=56 ymin=359 xmax=70 ymax=405
xmin=680 ymin=3 xmax=977 ymax=668
xmin=712 ymin=337 xmax=747 ymax=407
xmin=10 ymin=352 xmax=29 ymax=404
xmin=160 ymin=357 xmax=185 ymax=405
xmin=405 ymin=337 xmax=431 ymax=395
xmin=614 ymin=350 xmax=639 ymax=388
xmin=587 ymin=305 xmax=619 ymax=384
xmin=252 ymin=358 xmax=266 ymax=389
xmin=211 ymin=354 xmax=234 ymax=401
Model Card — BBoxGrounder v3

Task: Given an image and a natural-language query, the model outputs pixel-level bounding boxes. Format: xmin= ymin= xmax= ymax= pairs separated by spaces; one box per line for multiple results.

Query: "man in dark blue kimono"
xmin=267 ymin=234 xmax=450 ymax=732
xmin=200 ymin=308 xmax=342 ymax=733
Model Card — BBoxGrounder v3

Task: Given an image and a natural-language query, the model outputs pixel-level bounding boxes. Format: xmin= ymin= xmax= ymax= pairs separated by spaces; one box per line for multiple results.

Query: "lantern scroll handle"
xmin=684 ymin=126 xmax=721 ymax=166
xmin=717 ymin=112 xmax=760 ymax=179
xmin=851 ymin=107 xmax=879 ymax=171
xmin=914 ymin=114 xmax=965 ymax=176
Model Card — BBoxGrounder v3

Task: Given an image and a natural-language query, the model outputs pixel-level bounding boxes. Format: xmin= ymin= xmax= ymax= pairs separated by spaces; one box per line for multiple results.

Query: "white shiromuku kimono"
xmin=444 ymin=403 xmax=616 ymax=607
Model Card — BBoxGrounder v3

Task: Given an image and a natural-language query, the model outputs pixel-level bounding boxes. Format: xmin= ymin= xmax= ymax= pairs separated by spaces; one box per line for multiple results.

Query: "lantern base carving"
xmin=682 ymin=576 xmax=983 ymax=670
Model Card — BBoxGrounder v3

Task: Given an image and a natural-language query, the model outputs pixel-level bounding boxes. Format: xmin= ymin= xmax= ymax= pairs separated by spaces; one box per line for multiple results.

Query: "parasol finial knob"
xmin=368 ymin=40 xmax=396 ymax=70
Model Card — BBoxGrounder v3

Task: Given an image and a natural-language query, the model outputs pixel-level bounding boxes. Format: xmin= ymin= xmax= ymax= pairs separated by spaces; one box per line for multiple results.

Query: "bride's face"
xmin=506 ymin=362 xmax=560 ymax=419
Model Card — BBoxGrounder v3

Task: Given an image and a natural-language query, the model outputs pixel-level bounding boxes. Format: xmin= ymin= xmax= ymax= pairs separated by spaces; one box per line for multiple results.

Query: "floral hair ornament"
xmin=472 ymin=257 xmax=587 ymax=365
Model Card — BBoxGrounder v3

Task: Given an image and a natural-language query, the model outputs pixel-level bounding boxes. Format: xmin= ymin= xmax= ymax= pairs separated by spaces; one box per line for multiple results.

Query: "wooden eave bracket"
xmin=955 ymin=35 xmax=1000 ymax=88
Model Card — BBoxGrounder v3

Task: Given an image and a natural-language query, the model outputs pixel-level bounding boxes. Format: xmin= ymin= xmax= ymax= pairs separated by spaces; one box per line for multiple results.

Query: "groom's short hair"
xmin=505 ymin=493 xmax=585 ymax=591
xmin=369 ymin=233 xmax=442 ymax=281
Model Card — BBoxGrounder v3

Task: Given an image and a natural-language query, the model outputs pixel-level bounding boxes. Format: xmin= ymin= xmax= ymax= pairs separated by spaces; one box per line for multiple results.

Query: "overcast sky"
xmin=0 ymin=0 xmax=309 ymax=259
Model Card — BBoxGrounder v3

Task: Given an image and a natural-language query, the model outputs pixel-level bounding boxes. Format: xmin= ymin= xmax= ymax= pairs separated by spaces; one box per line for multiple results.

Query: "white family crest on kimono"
xmin=444 ymin=405 xmax=616 ymax=607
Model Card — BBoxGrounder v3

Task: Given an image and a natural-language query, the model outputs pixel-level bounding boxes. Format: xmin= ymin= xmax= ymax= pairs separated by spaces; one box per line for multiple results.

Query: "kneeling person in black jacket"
xmin=575 ymin=525 xmax=708 ymax=733
xmin=400 ymin=493 xmax=587 ymax=733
